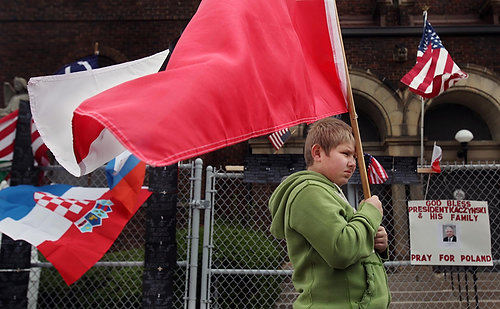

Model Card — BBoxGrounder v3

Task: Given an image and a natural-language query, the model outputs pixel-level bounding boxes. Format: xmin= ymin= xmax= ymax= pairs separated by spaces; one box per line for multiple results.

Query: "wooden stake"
xmin=332 ymin=1 xmax=371 ymax=198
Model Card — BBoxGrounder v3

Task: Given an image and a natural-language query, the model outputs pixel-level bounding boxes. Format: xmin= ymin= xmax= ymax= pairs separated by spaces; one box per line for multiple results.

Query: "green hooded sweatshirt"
xmin=269 ymin=170 xmax=390 ymax=308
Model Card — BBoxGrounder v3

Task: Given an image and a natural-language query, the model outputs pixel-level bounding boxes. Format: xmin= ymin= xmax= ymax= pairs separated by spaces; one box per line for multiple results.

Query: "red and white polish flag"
xmin=431 ymin=144 xmax=442 ymax=173
xmin=31 ymin=0 xmax=349 ymax=176
xmin=28 ymin=50 xmax=169 ymax=176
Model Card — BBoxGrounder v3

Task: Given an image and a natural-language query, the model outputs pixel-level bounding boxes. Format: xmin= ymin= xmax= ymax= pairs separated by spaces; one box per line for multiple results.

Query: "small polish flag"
xmin=431 ymin=144 xmax=442 ymax=173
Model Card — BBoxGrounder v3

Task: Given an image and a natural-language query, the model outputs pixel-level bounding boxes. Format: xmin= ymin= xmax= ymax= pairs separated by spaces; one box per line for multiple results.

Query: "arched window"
xmin=424 ymin=103 xmax=492 ymax=141
xmin=337 ymin=111 xmax=381 ymax=142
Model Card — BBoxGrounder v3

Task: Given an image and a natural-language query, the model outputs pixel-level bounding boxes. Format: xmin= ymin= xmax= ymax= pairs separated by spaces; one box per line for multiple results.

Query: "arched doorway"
xmin=424 ymin=102 xmax=492 ymax=141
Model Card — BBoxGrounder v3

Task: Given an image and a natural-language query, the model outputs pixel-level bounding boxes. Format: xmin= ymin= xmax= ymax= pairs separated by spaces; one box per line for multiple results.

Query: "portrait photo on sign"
xmin=442 ymin=224 xmax=457 ymax=243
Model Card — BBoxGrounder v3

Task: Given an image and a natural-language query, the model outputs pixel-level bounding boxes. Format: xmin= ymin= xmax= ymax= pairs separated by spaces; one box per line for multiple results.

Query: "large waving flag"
xmin=28 ymin=49 xmax=169 ymax=176
xmin=0 ymin=155 xmax=150 ymax=285
xmin=0 ymin=110 xmax=49 ymax=166
xmin=401 ymin=12 xmax=467 ymax=98
xmin=55 ymin=0 xmax=349 ymax=175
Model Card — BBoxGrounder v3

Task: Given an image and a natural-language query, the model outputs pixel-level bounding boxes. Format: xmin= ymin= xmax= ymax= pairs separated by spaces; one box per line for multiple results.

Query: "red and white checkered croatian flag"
xmin=268 ymin=128 xmax=291 ymax=151
xmin=0 ymin=110 xmax=49 ymax=166
xmin=401 ymin=14 xmax=467 ymax=98
xmin=365 ymin=154 xmax=388 ymax=184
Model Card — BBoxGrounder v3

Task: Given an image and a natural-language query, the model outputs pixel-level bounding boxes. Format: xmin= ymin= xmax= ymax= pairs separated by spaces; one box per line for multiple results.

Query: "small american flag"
xmin=401 ymin=14 xmax=467 ymax=98
xmin=365 ymin=153 xmax=388 ymax=185
xmin=0 ymin=110 xmax=50 ymax=166
xmin=268 ymin=128 xmax=291 ymax=151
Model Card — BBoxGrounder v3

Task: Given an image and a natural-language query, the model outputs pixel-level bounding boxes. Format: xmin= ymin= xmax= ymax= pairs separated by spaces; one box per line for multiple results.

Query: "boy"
xmin=269 ymin=117 xmax=390 ymax=308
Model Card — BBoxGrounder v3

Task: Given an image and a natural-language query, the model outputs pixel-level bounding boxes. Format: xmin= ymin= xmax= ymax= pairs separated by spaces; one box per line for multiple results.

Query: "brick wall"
xmin=0 ymin=0 xmax=201 ymax=102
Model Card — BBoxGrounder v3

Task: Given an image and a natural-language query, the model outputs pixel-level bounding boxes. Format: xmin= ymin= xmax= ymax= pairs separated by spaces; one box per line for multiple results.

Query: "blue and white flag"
xmin=55 ymin=55 xmax=99 ymax=74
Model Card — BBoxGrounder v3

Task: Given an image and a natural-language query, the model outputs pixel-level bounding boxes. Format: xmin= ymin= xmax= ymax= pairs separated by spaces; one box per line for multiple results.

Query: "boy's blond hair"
xmin=304 ymin=117 xmax=354 ymax=167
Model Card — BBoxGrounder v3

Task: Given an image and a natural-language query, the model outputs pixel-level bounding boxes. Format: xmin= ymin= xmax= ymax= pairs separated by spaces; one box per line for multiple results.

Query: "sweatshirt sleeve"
xmin=289 ymin=183 xmax=382 ymax=269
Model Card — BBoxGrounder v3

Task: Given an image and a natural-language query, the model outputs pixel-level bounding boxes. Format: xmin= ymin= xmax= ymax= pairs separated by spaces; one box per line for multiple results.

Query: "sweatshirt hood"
xmin=268 ymin=170 xmax=335 ymax=239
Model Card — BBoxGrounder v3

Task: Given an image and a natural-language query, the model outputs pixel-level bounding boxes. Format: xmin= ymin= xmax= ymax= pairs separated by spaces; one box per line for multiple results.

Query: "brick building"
xmin=1 ymin=1 xmax=500 ymax=308
xmin=1 ymin=0 xmax=499 ymax=165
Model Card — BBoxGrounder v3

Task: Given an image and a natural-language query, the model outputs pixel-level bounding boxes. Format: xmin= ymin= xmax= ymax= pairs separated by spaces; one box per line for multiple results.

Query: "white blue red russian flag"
xmin=106 ymin=150 xmax=140 ymax=189
xmin=0 ymin=156 xmax=150 ymax=285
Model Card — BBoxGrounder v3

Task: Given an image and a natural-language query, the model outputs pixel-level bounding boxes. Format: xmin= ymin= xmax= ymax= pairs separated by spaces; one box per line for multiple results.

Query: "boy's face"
xmin=308 ymin=141 xmax=356 ymax=186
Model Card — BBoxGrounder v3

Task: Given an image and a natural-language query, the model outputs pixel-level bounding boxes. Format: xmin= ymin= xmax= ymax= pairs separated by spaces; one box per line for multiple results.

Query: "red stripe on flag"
xmin=0 ymin=144 xmax=14 ymax=159
xmin=71 ymin=0 xmax=348 ymax=168
xmin=0 ymin=119 xmax=17 ymax=141
xmin=0 ymin=110 xmax=19 ymax=125
xmin=72 ymin=119 xmax=105 ymax=165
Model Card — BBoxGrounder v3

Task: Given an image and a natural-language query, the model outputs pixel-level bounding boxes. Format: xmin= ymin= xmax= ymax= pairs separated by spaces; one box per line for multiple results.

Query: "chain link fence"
xmin=4 ymin=160 xmax=498 ymax=308
xmin=203 ymin=162 xmax=500 ymax=309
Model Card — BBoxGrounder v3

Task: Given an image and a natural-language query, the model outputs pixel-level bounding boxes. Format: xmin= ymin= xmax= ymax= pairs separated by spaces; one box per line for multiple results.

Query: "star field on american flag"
xmin=418 ymin=21 xmax=443 ymax=55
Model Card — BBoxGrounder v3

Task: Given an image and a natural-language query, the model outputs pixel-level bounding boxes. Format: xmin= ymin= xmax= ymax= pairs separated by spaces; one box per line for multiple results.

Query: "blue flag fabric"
xmin=105 ymin=151 xmax=141 ymax=189
xmin=55 ymin=55 xmax=99 ymax=74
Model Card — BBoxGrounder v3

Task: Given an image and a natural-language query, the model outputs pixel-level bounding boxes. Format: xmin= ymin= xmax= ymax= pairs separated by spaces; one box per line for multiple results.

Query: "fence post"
xmin=187 ymin=158 xmax=203 ymax=309
xmin=142 ymin=164 xmax=178 ymax=308
xmin=0 ymin=100 xmax=38 ymax=308
xmin=391 ymin=183 xmax=410 ymax=260
xmin=200 ymin=166 xmax=214 ymax=308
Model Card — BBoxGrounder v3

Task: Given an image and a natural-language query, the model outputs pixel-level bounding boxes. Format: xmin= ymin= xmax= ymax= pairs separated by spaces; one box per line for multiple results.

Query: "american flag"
xmin=55 ymin=55 xmax=99 ymax=75
xmin=401 ymin=15 xmax=467 ymax=98
xmin=365 ymin=153 xmax=388 ymax=185
xmin=268 ymin=128 xmax=291 ymax=151
xmin=0 ymin=110 xmax=50 ymax=166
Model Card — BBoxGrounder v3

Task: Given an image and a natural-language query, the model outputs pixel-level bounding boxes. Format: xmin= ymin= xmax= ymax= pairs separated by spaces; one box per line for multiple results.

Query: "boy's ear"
xmin=311 ymin=144 xmax=322 ymax=162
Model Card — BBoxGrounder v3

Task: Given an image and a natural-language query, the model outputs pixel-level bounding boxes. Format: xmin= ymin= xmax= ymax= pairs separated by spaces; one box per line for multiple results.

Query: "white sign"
xmin=408 ymin=200 xmax=492 ymax=266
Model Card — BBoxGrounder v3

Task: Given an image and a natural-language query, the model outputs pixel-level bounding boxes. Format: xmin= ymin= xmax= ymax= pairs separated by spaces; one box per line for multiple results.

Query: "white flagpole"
xmin=419 ymin=11 xmax=428 ymax=166
xmin=420 ymin=96 xmax=425 ymax=165
xmin=424 ymin=141 xmax=436 ymax=199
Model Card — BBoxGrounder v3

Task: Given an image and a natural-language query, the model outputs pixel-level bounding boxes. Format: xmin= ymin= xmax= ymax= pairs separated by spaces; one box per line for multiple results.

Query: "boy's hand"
xmin=374 ymin=226 xmax=388 ymax=252
xmin=364 ymin=195 xmax=383 ymax=215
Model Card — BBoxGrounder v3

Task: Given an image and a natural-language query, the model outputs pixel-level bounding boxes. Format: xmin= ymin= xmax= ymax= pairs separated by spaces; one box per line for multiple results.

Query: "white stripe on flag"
xmin=409 ymin=56 xmax=432 ymax=89
xmin=324 ymin=0 xmax=348 ymax=106
xmin=29 ymin=49 xmax=169 ymax=176
xmin=0 ymin=132 xmax=16 ymax=160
